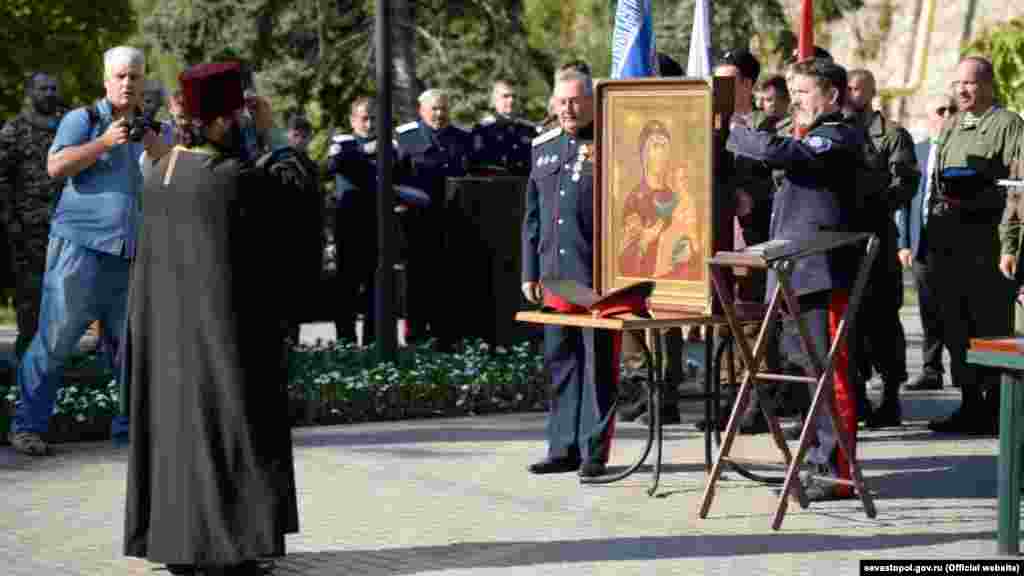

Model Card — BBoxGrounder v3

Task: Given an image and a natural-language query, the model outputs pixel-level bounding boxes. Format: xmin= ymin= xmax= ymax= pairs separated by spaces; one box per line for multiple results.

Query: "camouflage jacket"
xmin=0 ymin=109 xmax=66 ymax=237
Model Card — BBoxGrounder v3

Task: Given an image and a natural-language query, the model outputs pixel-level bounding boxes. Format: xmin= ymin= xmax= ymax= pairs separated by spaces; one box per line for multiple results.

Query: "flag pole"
xmin=795 ymin=0 xmax=814 ymax=138
xmin=798 ymin=0 xmax=814 ymax=60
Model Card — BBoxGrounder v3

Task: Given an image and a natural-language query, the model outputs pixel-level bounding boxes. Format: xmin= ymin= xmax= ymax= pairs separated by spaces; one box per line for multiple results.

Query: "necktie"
xmin=921 ymin=141 xmax=938 ymax=227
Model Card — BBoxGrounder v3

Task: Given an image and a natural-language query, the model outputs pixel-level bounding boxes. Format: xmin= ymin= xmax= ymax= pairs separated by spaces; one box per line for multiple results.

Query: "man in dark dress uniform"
xmin=521 ymin=69 xmax=617 ymax=479
xmin=845 ymin=69 xmax=920 ymax=428
xmin=326 ymin=96 xmax=381 ymax=344
xmin=395 ymin=89 xmax=472 ymax=348
xmin=0 ymin=72 xmax=66 ymax=358
xmin=727 ymin=58 xmax=863 ymax=501
xmin=927 ymin=57 xmax=1022 ymax=435
xmin=470 ymin=79 xmax=539 ymax=176
xmin=124 ymin=62 xmax=302 ymax=575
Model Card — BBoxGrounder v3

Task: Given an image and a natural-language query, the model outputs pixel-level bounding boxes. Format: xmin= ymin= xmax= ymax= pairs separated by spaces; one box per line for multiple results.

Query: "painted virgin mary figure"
xmin=619 ymin=119 xmax=701 ymax=280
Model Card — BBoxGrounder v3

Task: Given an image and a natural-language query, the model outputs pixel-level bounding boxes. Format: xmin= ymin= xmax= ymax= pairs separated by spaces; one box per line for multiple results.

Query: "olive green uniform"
xmin=998 ymin=124 xmax=1024 ymax=334
xmin=930 ymin=106 xmax=1022 ymax=423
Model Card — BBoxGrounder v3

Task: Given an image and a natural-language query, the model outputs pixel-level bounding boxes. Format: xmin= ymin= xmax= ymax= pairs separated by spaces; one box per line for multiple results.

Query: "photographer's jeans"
xmin=13 ymin=237 xmax=129 ymax=437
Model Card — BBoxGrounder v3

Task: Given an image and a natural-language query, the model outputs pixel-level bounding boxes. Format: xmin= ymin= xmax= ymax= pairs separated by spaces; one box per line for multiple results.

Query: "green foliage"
xmin=964 ymin=18 xmax=1024 ymax=113
xmin=288 ymin=338 xmax=546 ymax=422
xmin=415 ymin=0 xmax=553 ymax=125
xmin=121 ymin=0 xmax=869 ymax=159
xmin=1 ymin=340 xmax=547 ymax=431
xmin=0 ymin=0 xmax=138 ymax=119
xmin=523 ymin=0 xmax=612 ymax=85
xmin=656 ymin=0 xmax=790 ymax=68
xmin=142 ymin=0 xmax=377 ymax=162
xmin=655 ymin=0 xmax=862 ymax=73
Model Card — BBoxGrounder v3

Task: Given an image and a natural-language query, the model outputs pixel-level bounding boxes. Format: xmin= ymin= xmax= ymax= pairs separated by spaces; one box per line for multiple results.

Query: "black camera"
xmin=128 ymin=112 xmax=161 ymax=142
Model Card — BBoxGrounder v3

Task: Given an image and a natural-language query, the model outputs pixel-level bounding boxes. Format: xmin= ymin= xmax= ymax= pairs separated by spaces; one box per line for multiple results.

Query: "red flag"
xmin=798 ymin=0 xmax=814 ymax=60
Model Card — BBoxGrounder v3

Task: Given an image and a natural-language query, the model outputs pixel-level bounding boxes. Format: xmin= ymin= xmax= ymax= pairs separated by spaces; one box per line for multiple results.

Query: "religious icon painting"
xmin=593 ymin=78 xmax=731 ymax=313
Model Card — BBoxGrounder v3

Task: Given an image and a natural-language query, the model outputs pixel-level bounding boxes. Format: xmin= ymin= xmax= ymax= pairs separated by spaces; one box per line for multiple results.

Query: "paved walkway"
xmin=0 ymin=310 xmax=1015 ymax=575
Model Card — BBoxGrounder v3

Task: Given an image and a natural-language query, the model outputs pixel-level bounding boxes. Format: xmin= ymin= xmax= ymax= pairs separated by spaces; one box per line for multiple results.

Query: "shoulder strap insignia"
xmin=479 ymin=115 xmax=496 ymax=125
xmin=396 ymin=121 xmax=418 ymax=134
xmin=533 ymin=127 xmax=562 ymax=147
xmin=332 ymin=134 xmax=355 ymax=143
xmin=514 ymin=117 xmax=539 ymax=130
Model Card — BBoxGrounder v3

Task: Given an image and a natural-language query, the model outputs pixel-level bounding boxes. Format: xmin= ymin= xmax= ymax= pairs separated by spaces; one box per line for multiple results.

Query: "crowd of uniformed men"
xmin=1 ymin=47 xmax=1023 ymax=503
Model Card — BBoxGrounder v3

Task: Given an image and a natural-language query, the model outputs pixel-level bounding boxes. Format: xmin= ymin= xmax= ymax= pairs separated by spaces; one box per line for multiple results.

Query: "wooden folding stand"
xmin=697 ymin=232 xmax=880 ymax=530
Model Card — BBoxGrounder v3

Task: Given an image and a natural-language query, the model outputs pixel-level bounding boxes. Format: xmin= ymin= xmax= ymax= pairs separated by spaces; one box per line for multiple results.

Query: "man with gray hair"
xmin=395 ymin=88 xmax=471 ymax=349
xmin=522 ymin=66 xmax=619 ymax=479
xmin=8 ymin=46 xmax=170 ymax=455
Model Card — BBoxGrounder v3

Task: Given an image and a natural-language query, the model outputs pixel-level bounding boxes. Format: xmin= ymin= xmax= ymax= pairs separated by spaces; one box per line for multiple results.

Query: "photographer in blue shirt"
xmin=8 ymin=46 xmax=170 ymax=455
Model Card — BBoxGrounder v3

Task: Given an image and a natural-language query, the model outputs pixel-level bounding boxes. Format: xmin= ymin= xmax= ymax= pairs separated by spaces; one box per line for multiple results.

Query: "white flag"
xmin=686 ymin=0 xmax=712 ymax=77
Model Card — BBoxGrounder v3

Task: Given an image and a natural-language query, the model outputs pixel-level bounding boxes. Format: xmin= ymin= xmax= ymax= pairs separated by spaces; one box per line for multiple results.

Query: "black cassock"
xmin=124 ymin=145 xmax=317 ymax=566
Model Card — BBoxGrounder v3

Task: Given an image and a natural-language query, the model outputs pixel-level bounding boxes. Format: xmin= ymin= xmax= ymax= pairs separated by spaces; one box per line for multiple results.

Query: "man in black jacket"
xmin=844 ymin=69 xmax=920 ymax=428
xmin=326 ymin=97 xmax=381 ymax=345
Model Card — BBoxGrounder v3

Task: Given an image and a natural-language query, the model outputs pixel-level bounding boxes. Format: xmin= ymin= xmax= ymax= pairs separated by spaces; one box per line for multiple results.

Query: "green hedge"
xmin=1 ymin=339 xmax=547 ymax=439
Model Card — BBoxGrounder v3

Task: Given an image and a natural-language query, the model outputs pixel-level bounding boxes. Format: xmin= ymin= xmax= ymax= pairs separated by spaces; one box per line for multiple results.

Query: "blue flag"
xmin=611 ymin=0 xmax=657 ymax=79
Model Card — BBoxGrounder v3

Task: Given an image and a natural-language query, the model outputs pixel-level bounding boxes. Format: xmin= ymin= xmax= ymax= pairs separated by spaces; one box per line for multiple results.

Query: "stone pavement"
xmin=0 ymin=310 xmax=1016 ymax=575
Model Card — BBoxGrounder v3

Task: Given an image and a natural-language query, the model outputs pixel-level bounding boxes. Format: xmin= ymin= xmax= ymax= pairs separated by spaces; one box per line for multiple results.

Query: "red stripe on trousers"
xmin=829 ymin=289 xmax=857 ymax=497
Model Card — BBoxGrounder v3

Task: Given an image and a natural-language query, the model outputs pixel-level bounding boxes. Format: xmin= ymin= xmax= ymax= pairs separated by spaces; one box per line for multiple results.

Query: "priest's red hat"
xmin=178 ymin=62 xmax=245 ymax=123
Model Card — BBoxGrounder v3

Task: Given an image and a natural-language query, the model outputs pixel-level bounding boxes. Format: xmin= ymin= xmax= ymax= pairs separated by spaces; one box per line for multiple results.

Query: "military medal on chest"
xmin=572 ymin=143 xmax=592 ymax=182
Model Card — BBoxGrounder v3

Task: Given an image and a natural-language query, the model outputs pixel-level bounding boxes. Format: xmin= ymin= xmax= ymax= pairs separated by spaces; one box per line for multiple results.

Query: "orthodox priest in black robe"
xmin=124 ymin=62 xmax=313 ymax=576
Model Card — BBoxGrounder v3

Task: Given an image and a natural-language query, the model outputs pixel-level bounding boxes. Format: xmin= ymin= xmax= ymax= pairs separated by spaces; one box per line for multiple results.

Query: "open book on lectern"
xmin=742 ymin=232 xmax=872 ymax=261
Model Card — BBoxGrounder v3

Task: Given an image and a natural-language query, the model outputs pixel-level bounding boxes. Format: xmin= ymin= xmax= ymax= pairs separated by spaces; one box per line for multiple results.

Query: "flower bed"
xmin=0 ymin=352 xmax=117 ymax=444
xmin=1 ymin=339 xmax=547 ymax=442
xmin=289 ymin=339 xmax=547 ymax=424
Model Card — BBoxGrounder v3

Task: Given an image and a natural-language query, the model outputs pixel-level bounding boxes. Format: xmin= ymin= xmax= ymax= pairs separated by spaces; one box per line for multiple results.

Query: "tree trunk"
xmin=391 ymin=0 xmax=420 ymax=121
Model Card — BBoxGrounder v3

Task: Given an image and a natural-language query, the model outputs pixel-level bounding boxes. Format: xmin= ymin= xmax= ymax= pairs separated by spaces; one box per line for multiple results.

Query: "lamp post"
xmin=375 ymin=0 xmax=397 ymax=363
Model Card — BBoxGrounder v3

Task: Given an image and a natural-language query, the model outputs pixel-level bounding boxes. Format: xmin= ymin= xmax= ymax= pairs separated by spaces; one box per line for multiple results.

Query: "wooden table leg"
xmin=998 ymin=370 xmax=1023 ymax=556
xmin=699 ymin=269 xmax=781 ymax=519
